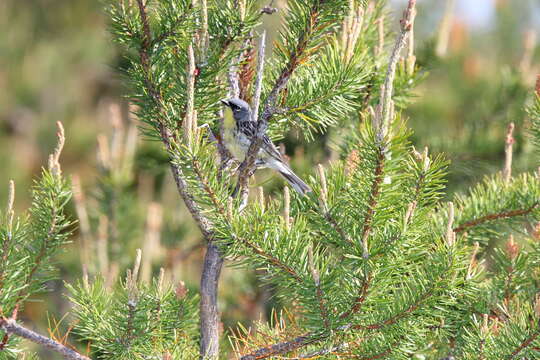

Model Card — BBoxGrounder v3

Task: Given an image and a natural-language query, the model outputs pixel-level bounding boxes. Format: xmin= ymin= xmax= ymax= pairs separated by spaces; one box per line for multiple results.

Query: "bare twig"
xmin=379 ymin=0 xmax=416 ymax=138
xmin=49 ymin=122 xmax=65 ymax=176
xmin=198 ymin=0 xmax=209 ymax=63
xmin=503 ymin=122 xmax=515 ymax=183
xmin=251 ymin=31 xmax=266 ymax=122
xmin=184 ymin=43 xmax=196 ymax=146
xmin=0 ymin=318 xmax=90 ymax=360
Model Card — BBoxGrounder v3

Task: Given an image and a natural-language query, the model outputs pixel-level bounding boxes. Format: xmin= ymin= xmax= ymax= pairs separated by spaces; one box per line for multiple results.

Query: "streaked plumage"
xmin=221 ymin=98 xmax=312 ymax=195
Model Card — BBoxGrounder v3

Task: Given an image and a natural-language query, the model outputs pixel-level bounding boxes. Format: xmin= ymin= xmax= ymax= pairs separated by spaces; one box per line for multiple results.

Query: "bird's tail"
xmin=273 ymin=161 xmax=312 ymax=195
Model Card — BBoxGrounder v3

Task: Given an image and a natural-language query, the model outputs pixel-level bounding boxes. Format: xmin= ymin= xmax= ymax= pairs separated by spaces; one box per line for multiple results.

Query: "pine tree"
xmin=1 ymin=1 xmax=540 ymax=359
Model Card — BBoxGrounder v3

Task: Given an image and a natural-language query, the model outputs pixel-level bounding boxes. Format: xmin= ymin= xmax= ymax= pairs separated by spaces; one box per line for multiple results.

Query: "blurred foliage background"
xmin=1 ymin=0 xmax=539 ymax=358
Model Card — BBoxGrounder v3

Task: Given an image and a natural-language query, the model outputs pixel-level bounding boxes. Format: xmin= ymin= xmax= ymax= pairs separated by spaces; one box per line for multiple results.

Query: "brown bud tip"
xmin=175 ymin=281 xmax=188 ymax=299
xmin=505 ymin=235 xmax=519 ymax=260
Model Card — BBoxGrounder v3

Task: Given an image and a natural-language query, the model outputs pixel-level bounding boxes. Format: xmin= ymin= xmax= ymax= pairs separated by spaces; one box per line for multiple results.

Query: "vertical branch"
xmin=198 ymin=0 xmax=209 ymax=63
xmin=185 ymin=43 xmax=196 ymax=146
xmin=199 ymin=242 xmax=224 ymax=359
xmin=251 ymin=31 xmax=266 ymax=122
xmin=406 ymin=5 xmax=417 ymax=75
xmin=132 ymin=3 xmax=222 ymax=357
xmin=503 ymin=122 xmax=515 ymax=184
xmin=379 ymin=0 xmax=416 ymax=137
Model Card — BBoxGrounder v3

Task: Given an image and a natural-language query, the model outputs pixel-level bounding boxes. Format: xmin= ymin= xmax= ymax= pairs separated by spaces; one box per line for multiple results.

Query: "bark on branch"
xmin=0 ymin=318 xmax=90 ymax=360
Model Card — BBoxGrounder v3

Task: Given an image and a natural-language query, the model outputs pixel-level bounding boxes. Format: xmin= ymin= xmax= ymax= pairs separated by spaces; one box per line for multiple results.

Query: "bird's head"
xmin=220 ymin=98 xmax=251 ymax=121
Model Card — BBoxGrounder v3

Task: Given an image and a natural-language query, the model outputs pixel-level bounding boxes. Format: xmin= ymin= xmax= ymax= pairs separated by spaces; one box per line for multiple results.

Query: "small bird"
xmin=221 ymin=98 xmax=312 ymax=195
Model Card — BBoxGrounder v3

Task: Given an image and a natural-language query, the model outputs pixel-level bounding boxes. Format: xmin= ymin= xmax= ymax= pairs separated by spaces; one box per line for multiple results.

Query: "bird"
xmin=220 ymin=98 xmax=312 ymax=195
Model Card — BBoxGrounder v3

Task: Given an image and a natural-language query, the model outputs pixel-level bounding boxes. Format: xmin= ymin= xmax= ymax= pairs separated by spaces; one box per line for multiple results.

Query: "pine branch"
xmin=0 ymin=181 xmax=15 ymax=290
xmin=240 ymin=333 xmax=319 ymax=360
xmin=0 ymin=318 xmax=90 ymax=360
xmin=339 ymin=274 xmax=371 ymax=319
xmin=360 ymin=148 xmax=385 ymax=259
xmin=132 ymin=3 xmax=220 ymax=358
xmin=508 ymin=321 xmax=540 ymax=358
xmin=379 ymin=0 xmax=416 ymax=137
xmin=12 ymin=205 xmax=58 ymax=317
xmin=234 ymin=233 xmax=303 ymax=283
xmin=353 ymin=288 xmax=433 ymax=331
xmin=453 ymin=203 xmax=539 ymax=234
xmin=308 ymin=247 xmax=330 ymax=330
xmin=323 ymin=211 xmax=354 ymax=246
xmin=251 ymin=31 xmax=266 ymax=122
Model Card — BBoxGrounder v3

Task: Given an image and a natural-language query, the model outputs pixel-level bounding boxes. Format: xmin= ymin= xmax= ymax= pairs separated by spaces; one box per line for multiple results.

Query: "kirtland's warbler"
xmin=221 ymin=98 xmax=312 ymax=195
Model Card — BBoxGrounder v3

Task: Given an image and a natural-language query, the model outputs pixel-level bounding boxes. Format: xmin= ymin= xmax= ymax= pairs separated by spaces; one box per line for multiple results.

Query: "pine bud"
xmin=480 ymin=313 xmax=489 ymax=336
xmin=176 ymin=281 xmax=188 ymax=299
xmin=505 ymin=235 xmax=519 ymax=261
xmin=345 ymin=149 xmax=360 ymax=177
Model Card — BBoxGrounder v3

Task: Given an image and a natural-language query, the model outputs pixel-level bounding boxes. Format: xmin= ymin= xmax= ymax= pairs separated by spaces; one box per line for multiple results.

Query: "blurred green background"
xmin=1 ymin=0 xmax=539 ymax=358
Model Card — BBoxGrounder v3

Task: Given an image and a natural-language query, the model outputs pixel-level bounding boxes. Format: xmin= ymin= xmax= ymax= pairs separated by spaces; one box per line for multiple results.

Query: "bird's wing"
xmin=237 ymin=120 xmax=283 ymax=161
xmin=261 ymin=135 xmax=283 ymax=161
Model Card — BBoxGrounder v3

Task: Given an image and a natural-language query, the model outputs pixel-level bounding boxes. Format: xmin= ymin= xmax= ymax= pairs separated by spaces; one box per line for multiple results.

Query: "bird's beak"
xmin=220 ymin=99 xmax=229 ymax=106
